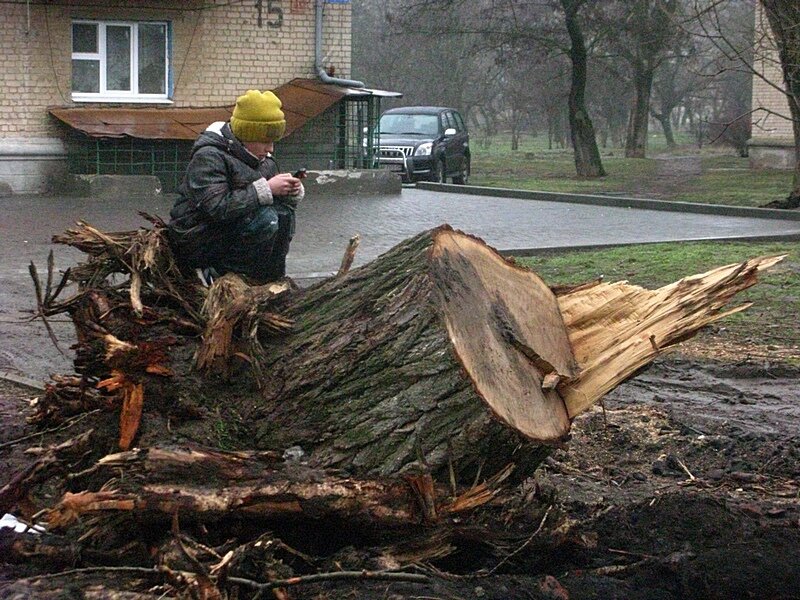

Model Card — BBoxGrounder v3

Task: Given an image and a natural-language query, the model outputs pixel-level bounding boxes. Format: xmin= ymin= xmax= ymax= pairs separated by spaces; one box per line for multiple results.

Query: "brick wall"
xmin=0 ymin=2 xmax=67 ymax=138
xmin=751 ymin=3 xmax=794 ymax=143
xmin=0 ymin=0 xmax=352 ymax=138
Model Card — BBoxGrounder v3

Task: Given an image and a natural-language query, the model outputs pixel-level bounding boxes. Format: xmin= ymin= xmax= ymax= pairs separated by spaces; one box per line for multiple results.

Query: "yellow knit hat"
xmin=230 ymin=90 xmax=286 ymax=143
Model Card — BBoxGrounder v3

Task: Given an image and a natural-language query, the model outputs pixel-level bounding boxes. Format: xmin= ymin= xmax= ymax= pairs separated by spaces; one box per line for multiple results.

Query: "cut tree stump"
xmin=241 ymin=227 xmax=579 ymax=478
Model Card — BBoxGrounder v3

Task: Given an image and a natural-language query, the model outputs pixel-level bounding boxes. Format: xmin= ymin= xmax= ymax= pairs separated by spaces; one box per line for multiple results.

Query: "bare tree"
xmin=588 ymin=62 xmax=630 ymax=148
xmin=355 ymin=0 xmax=607 ymax=177
xmin=601 ymin=0 xmax=683 ymax=158
xmin=562 ymin=0 xmax=607 ymax=175
xmin=479 ymin=0 xmax=606 ymax=175
xmin=353 ymin=0 xmax=496 ymax=114
xmin=651 ymin=50 xmax=710 ymax=148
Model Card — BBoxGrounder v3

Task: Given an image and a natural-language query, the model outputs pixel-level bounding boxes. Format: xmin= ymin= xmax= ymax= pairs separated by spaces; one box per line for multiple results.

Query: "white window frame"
xmin=71 ymin=20 xmax=172 ymax=104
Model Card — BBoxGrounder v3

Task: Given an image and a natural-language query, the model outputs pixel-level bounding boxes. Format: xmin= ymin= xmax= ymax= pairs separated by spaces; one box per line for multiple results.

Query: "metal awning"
xmin=49 ymin=78 xmax=402 ymax=141
xmin=48 ymin=106 xmax=234 ymax=140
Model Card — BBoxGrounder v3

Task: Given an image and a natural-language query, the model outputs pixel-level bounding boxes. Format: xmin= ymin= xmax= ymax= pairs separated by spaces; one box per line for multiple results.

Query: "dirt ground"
xmin=1 ymin=330 xmax=798 ymax=599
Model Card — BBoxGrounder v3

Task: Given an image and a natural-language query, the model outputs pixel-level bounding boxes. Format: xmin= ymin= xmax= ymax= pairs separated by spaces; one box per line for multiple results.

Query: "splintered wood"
xmin=44 ymin=446 xmax=508 ymax=531
xmin=555 ymin=255 xmax=784 ymax=417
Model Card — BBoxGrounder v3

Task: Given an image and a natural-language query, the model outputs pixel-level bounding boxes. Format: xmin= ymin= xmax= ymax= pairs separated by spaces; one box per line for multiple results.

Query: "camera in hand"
xmin=293 ymin=168 xmax=307 ymax=179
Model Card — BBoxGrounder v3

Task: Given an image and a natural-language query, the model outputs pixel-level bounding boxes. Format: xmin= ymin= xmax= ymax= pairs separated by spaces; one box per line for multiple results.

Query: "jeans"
xmin=206 ymin=204 xmax=295 ymax=283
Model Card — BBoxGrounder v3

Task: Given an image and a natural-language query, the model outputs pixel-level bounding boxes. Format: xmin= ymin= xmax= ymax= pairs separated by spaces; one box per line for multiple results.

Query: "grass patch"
xmin=673 ymin=156 xmax=794 ymax=207
xmin=469 ymin=133 xmax=793 ymax=207
xmin=515 ymin=240 xmax=799 ymax=352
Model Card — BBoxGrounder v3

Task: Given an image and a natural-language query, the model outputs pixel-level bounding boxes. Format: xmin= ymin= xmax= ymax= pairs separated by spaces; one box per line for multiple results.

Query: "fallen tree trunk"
xmin=34 ymin=223 xmax=782 ymax=484
xmin=233 ymin=227 xmax=579 ymax=478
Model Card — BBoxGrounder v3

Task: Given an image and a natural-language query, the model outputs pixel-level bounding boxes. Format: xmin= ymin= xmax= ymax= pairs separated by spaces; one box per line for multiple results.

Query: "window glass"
xmin=138 ymin=23 xmax=167 ymax=94
xmin=72 ymin=59 xmax=99 ymax=92
xmin=72 ymin=20 xmax=169 ymax=98
xmin=380 ymin=114 xmax=440 ymax=136
xmin=443 ymin=112 xmax=456 ymax=130
xmin=453 ymin=112 xmax=466 ymax=131
xmin=72 ymin=22 xmax=97 ymax=53
xmin=106 ymin=25 xmax=131 ymax=91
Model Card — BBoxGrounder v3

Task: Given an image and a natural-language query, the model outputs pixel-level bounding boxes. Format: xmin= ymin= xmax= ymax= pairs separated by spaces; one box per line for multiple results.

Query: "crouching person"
xmin=168 ymin=89 xmax=304 ymax=284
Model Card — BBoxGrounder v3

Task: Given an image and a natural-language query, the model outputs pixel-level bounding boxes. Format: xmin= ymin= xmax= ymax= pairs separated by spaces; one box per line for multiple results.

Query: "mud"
xmin=2 ymin=351 xmax=799 ymax=599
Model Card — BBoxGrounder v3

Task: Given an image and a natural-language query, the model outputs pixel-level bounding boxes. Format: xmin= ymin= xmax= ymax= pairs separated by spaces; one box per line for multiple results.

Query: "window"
xmin=379 ymin=114 xmax=440 ymax=136
xmin=72 ymin=20 xmax=170 ymax=102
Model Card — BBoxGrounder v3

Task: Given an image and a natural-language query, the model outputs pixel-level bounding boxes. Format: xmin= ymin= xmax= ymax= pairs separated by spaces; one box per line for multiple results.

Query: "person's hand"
xmin=268 ymin=173 xmax=302 ymax=196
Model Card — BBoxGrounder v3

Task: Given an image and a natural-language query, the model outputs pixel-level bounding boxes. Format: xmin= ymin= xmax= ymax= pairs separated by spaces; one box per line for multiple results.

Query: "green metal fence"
xmin=339 ymin=96 xmax=380 ymax=169
xmin=276 ymin=95 xmax=382 ymax=171
xmin=66 ymin=133 xmax=193 ymax=193
xmin=65 ymin=96 xmax=383 ymax=192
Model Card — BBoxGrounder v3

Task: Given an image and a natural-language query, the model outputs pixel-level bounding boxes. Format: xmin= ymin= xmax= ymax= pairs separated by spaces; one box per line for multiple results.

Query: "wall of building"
xmin=749 ymin=3 xmax=796 ymax=170
xmin=0 ymin=0 xmax=352 ymax=193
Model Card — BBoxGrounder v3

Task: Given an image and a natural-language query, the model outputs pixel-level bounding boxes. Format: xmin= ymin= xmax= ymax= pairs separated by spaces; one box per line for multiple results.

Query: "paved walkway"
xmin=2 ymin=188 xmax=799 ymax=384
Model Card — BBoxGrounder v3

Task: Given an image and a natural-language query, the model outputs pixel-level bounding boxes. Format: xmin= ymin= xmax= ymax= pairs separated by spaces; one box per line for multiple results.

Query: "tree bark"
xmin=625 ymin=68 xmax=655 ymax=158
xmin=653 ymin=110 xmax=676 ymax=149
xmin=238 ymin=227 xmax=577 ymax=479
xmin=562 ymin=0 xmax=606 ymax=177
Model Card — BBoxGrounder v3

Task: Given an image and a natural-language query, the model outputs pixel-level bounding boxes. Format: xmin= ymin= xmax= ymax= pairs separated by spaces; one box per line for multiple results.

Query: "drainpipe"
xmin=315 ymin=0 xmax=364 ymax=88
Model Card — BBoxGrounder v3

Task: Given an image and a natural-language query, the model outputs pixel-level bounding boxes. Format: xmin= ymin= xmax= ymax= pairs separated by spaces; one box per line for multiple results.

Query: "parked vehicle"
xmin=377 ymin=107 xmax=470 ymax=184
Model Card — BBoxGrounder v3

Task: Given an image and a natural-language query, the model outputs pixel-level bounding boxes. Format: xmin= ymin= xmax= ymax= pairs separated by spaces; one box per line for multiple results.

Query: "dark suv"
xmin=377 ymin=106 xmax=470 ymax=184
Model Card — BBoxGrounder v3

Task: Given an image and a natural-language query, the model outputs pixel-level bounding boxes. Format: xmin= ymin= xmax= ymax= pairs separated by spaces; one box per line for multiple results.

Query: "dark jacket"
xmin=168 ymin=122 xmax=296 ymax=270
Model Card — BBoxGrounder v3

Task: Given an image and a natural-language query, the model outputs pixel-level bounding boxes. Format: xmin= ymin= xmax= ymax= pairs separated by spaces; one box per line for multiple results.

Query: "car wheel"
xmin=430 ymin=160 xmax=445 ymax=183
xmin=452 ymin=158 xmax=470 ymax=185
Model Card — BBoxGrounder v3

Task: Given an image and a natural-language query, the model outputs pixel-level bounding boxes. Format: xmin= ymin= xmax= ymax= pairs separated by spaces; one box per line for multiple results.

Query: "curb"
xmin=0 ymin=371 xmax=45 ymax=391
xmin=416 ymin=182 xmax=800 ymax=222
xmin=496 ymin=233 xmax=800 ymax=258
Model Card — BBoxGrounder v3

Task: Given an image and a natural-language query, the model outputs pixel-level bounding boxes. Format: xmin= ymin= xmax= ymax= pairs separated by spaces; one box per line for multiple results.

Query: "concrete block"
xmin=304 ymin=169 xmax=401 ymax=196
xmin=0 ymin=180 xmax=13 ymax=197
xmin=748 ymin=138 xmax=796 ymax=170
xmin=0 ymin=137 xmax=68 ymax=194
xmin=60 ymin=174 xmax=163 ymax=198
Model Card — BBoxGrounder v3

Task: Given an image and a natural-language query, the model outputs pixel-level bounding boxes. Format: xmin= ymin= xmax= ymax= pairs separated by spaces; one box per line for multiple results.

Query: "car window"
xmin=453 ymin=111 xmax=466 ymax=132
xmin=442 ymin=112 xmax=455 ymax=130
xmin=380 ymin=114 xmax=440 ymax=136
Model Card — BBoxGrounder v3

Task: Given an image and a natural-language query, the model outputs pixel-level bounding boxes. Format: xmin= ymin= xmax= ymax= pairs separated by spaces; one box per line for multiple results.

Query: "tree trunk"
xmin=511 ymin=121 xmax=520 ymax=151
xmin=51 ymin=226 xmax=577 ymax=482
xmin=654 ymin=110 xmax=676 ymax=149
xmin=562 ymin=0 xmax=606 ymax=177
xmin=233 ymin=228 xmax=577 ymax=479
xmin=625 ymin=68 xmax=655 ymax=158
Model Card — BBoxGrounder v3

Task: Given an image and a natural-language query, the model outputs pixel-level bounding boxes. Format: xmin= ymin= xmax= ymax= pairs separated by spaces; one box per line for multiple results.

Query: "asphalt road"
xmin=2 ymin=188 xmax=799 ymax=384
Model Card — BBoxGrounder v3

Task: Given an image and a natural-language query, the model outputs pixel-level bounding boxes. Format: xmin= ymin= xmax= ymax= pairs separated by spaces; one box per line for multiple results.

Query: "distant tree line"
xmin=352 ymin=0 xmax=797 ymax=194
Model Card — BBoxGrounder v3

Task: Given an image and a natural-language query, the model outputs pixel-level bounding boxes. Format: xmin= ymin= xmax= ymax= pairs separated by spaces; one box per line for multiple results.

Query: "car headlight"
xmin=415 ymin=142 xmax=432 ymax=156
